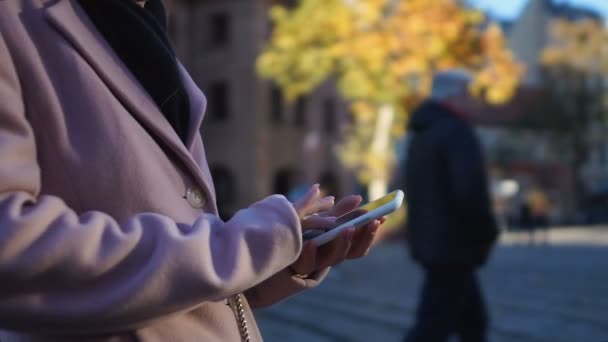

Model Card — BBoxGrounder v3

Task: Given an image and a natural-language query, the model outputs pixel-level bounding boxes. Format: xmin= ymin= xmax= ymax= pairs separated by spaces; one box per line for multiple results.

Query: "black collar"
xmin=78 ymin=0 xmax=190 ymax=143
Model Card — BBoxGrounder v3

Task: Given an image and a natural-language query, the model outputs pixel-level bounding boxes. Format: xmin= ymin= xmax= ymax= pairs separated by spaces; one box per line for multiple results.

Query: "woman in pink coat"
xmin=0 ymin=0 xmax=381 ymax=340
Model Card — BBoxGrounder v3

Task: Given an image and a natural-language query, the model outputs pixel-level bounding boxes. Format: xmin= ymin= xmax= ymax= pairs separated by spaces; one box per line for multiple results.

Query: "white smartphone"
xmin=303 ymin=189 xmax=405 ymax=246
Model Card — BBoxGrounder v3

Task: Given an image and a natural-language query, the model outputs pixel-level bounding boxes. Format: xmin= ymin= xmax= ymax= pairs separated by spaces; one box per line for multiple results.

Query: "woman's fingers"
xmin=320 ymin=195 xmax=362 ymax=217
xmin=293 ymin=184 xmax=320 ymax=215
xmin=306 ymin=195 xmax=335 ymax=216
xmin=316 ymin=227 xmax=354 ymax=269
xmin=301 ymin=215 xmax=337 ymax=230
xmin=293 ymin=184 xmax=337 ymax=218
xmin=347 ymin=220 xmax=380 ymax=259
xmin=292 ymin=216 xmax=385 ymax=277
xmin=290 ymin=242 xmax=317 ymax=276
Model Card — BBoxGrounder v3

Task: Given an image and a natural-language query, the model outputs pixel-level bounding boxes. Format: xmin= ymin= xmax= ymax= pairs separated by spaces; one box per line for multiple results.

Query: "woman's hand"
xmin=290 ymin=194 xmax=386 ymax=277
xmin=292 ymin=184 xmax=337 ymax=230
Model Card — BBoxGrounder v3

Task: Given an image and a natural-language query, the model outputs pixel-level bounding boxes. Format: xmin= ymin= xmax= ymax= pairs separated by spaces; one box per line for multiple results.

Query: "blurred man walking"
xmin=403 ymin=70 xmax=499 ymax=342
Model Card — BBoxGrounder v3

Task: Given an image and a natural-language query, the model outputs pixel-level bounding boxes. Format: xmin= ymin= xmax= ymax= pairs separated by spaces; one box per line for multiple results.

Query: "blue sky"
xmin=469 ymin=0 xmax=608 ymax=20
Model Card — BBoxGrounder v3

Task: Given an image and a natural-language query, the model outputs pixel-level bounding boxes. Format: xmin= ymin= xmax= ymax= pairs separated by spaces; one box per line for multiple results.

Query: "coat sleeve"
xmin=443 ymin=122 xmax=498 ymax=244
xmin=0 ymin=29 xmax=302 ymax=335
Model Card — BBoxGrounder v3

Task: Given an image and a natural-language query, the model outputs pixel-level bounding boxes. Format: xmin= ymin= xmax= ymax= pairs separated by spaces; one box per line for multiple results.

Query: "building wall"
xmin=506 ymin=0 xmax=552 ymax=85
xmin=166 ymin=0 xmax=354 ymax=217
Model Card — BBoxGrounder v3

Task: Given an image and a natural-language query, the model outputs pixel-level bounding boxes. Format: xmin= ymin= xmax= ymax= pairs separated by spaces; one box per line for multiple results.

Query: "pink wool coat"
xmin=0 ymin=0 xmax=327 ymax=340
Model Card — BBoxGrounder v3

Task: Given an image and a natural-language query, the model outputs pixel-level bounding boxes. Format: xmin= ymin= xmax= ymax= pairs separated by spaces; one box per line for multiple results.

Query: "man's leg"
xmin=405 ymin=269 xmax=463 ymax=342
xmin=457 ymin=271 xmax=489 ymax=342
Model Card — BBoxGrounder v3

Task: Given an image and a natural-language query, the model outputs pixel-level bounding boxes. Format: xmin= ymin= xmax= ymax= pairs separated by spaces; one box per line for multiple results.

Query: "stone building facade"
xmin=165 ymin=0 xmax=355 ymax=218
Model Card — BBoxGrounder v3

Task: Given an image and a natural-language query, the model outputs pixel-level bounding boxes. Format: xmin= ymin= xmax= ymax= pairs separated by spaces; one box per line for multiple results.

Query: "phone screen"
xmin=302 ymin=191 xmax=400 ymax=241
xmin=334 ymin=191 xmax=398 ymax=226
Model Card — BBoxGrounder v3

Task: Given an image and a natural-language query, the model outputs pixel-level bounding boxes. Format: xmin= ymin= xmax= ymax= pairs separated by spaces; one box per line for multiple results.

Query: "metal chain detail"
xmin=229 ymin=294 xmax=251 ymax=342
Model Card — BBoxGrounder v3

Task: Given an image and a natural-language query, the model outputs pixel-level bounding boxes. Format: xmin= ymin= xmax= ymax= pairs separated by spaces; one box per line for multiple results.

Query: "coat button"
xmin=186 ymin=187 xmax=206 ymax=209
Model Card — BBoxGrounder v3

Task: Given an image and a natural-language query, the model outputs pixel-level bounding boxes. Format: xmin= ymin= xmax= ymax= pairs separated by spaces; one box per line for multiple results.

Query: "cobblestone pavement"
xmin=256 ymin=227 xmax=608 ymax=342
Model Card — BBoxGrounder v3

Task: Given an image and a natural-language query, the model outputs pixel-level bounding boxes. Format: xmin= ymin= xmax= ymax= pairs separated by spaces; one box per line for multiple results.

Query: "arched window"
xmin=206 ymin=81 xmax=230 ymax=122
xmin=323 ymin=98 xmax=336 ymax=133
xmin=273 ymin=168 xmax=299 ymax=197
xmin=208 ymin=12 xmax=230 ymax=47
xmin=320 ymin=171 xmax=340 ymax=197
xmin=211 ymin=166 xmax=236 ymax=220
xmin=270 ymin=85 xmax=284 ymax=123
xmin=294 ymin=95 xmax=307 ymax=128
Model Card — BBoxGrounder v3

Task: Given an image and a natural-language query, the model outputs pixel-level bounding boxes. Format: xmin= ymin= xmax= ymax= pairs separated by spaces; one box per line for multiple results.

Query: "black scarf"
xmin=78 ymin=0 xmax=190 ymax=143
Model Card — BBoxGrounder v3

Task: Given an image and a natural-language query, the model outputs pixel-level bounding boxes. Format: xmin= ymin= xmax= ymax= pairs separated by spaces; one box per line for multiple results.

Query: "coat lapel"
xmin=177 ymin=62 xmax=207 ymax=151
xmin=44 ymin=0 xmax=214 ymax=204
xmin=177 ymin=62 xmax=216 ymax=197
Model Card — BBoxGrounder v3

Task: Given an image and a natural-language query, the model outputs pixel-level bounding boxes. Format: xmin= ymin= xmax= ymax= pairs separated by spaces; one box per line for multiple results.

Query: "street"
xmin=256 ymin=227 xmax=608 ymax=342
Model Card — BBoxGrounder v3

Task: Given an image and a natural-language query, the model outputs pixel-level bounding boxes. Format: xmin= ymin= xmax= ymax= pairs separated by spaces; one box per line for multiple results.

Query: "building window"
xmin=187 ymin=2 xmax=199 ymax=52
xmin=323 ymin=98 xmax=336 ymax=133
xmin=273 ymin=168 xmax=298 ymax=196
xmin=294 ymin=96 xmax=307 ymax=128
xmin=266 ymin=17 xmax=274 ymax=40
xmin=283 ymin=0 xmax=298 ymax=8
xmin=209 ymin=12 xmax=230 ymax=47
xmin=271 ymin=85 xmax=284 ymax=123
xmin=211 ymin=166 xmax=236 ymax=220
xmin=320 ymin=171 xmax=340 ymax=197
xmin=206 ymin=81 xmax=230 ymax=122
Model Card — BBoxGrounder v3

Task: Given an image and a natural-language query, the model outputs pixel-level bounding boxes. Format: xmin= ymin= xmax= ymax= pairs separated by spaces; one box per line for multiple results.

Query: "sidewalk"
xmin=256 ymin=227 xmax=608 ymax=342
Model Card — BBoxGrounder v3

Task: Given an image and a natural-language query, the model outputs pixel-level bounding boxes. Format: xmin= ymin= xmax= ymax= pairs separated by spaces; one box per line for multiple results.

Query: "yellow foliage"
xmin=541 ymin=18 xmax=608 ymax=124
xmin=541 ymin=18 xmax=608 ymax=76
xmin=258 ymin=0 xmax=524 ymax=187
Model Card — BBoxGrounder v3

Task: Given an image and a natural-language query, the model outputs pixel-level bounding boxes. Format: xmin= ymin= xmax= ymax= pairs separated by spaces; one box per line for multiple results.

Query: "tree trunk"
xmin=367 ymin=104 xmax=394 ymax=200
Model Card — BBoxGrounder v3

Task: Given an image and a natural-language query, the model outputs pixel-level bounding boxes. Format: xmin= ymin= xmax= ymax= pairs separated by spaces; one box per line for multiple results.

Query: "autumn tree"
xmin=257 ymin=0 xmax=523 ymax=199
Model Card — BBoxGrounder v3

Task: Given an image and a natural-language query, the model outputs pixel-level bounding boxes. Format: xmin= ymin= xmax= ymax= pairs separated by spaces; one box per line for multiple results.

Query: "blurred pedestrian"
xmin=402 ymin=70 xmax=499 ymax=342
xmin=526 ymin=187 xmax=551 ymax=244
xmin=0 ymin=1 xmax=383 ymax=340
